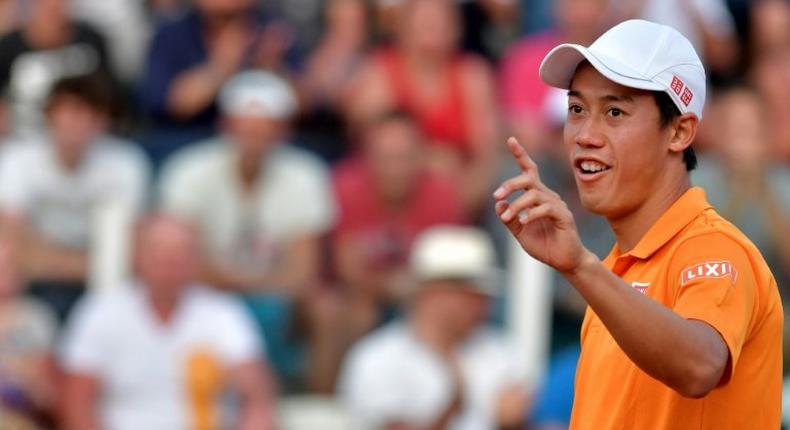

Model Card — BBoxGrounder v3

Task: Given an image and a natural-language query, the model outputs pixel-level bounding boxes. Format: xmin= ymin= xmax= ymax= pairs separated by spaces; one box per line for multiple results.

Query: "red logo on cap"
xmin=671 ymin=76 xmax=684 ymax=95
xmin=681 ymin=87 xmax=693 ymax=106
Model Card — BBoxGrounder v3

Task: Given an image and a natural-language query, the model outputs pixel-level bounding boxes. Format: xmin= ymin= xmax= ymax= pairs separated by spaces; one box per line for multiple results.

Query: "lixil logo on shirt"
xmin=680 ymin=260 xmax=738 ymax=286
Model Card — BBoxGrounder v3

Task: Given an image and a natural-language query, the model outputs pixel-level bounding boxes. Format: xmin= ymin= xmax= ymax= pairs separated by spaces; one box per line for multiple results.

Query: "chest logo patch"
xmin=680 ymin=260 xmax=738 ymax=286
xmin=631 ymin=281 xmax=650 ymax=294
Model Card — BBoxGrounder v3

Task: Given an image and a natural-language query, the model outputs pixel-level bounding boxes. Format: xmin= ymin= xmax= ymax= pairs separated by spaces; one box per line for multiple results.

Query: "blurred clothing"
xmin=373 ymin=48 xmax=475 ymax=155
xmin=159 ymin=140 xmax=335 ymax=271
xmin=529 ymin=346 xmax=579 ymax=429
xmin=338 ymin=321 xmax=524 ymax=430
xmin=139 ymin=9 xmax=299 ymax=161
xmin=0 ymin=24 xmax=111 ymax=133
xmin=0 ymin=298 xmax=56 ymax=429
xmin=332 ymin=157 xmax=467 ymax=272
xmin=0 ymin=136 xmax=149 ymax=250
xmin=60 ymin=283 xmax=263 ymax=430
xmin=71 ymin=0 xmax=152 ymax=82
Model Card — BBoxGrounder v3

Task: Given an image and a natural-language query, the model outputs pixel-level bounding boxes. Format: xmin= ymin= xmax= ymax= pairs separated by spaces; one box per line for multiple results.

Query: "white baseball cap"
xmin=539 ymin=19 xmax=706 ymax=119
xmin=219 ymin=70 xmax=298 ymax=119
xmin=410 ymin=226 xmax=499 ymax=296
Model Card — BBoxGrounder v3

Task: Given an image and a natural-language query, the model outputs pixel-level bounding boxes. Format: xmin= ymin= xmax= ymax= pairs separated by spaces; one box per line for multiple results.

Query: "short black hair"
xmin=652 ymin=91 xmax=697 ymax=171
xmin=46 ymin=73 xmax=117 ymax=117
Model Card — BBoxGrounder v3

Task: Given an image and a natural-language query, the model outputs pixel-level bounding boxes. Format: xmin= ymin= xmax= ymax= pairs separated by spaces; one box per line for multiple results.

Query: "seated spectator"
xmin=345 ymin=0 xmax=500 ymax=215
xmin=140 ymin=0 xmax=298 ymax=164
xmin=0 ymin=239 xmax=57 ymax=430
xmin=332 ymin=110 xmax=467 ymax=344
xmin=499 ymin=0 xmax=610 ymax=154
xmin=0 ymin=74 xmax=149 ymax=323
xmin=60 ymin=215 xmax=275 ymax=430
xmin=158 ymin=71 xmax=336 ymax=390
xmin=0 ymin=0 xmax=114 ymax=134
xmin=339 ymin=226 xmax=528 ymax=430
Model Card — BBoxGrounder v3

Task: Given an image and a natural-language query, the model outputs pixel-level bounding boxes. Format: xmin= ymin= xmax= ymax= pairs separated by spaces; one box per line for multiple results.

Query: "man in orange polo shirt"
xmin=493 ymin=19 xmax=783 ymax=429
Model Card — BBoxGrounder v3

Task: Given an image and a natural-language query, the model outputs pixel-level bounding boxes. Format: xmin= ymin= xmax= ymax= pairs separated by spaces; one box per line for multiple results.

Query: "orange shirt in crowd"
xmin=571 ymin=187 xmax=783 ymax=430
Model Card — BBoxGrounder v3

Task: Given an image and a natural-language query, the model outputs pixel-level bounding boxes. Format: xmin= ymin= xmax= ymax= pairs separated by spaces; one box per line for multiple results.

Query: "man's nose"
xmin=574 ymin=117 xmax=607 ymax=148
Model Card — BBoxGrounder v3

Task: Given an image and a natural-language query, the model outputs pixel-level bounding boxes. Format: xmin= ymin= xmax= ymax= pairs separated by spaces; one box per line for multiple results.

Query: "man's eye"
xmin=568 ymin=105 xmax=583 ymax=114
xmin=607 ymin=108 xmax=623 ymax=117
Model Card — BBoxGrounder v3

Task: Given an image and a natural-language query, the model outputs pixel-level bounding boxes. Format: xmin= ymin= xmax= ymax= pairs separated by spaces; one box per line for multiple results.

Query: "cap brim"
xmin=539 ymin=44 xmax=664 ymax=92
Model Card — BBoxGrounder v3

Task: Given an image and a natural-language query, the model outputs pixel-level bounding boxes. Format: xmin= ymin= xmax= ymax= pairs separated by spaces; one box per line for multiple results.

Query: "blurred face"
xmin=401 ymin=0 xmax=460 ymax=57
xmin=47 ymin=94 xmax=107 ymax=160
xmin=0 ymin=243 xmax=20 ymax=300
xmin=223 ymin=114 xmax=285 ymax=158
xmin=564 ymin=63 xmax=675 ymax=218
xmin=364 ymin=119 xmax=424 ymax=203
xmin=135 ymin=217 xmax=198 ymax=298
xmin=554 ymin=0 xmax=609 ymax=43
xmin=328 ymin=0 xmax=367 ymax=33
xmin=716 ymin=90 xmax=767 ymax=170
xmin=420 ymin=281 xmax=490 ymax=339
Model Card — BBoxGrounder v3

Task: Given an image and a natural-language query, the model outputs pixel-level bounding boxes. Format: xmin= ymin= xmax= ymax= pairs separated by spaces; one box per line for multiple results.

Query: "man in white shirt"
xmin=338 ymin=226 xmax=528 ymax=430
xmin=158 ymin=70 xmax=336 ymax=389
xmin=60 ymin=214 xmax=276 ymax=430
xmin=0 ymin=74 xmax=149 ymax=323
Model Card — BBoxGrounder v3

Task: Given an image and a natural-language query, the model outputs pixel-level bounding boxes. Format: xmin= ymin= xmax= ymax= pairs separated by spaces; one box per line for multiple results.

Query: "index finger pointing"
xmin=506 ymin=137 xmax=538 ymax=174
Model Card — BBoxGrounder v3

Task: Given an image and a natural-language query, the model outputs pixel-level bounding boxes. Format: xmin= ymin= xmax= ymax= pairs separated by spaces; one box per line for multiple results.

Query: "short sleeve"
xmin=0 ymin=145 xmax=34 ymax=212
xmin=110 ymin=144 xmax=151 ymax=214
xmin=59 ymin=293 xmax=111 ymax=375
xmin=274 ymin=151 xmax=337 ymax=237
xmin=670 ymin=232 xmax=756 ymax=381
xmin=214 ymin=296 xmax=264 ymax=365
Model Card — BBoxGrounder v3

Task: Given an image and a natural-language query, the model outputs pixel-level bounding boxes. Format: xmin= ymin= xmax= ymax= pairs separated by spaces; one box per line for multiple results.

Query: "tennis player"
xmin=494 ymin=19 xmax=782 ymax=429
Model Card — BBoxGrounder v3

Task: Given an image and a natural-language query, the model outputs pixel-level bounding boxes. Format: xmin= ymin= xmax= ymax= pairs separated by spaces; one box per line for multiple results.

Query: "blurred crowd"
xmin=0 ymin=0 xmax=787 ymax=429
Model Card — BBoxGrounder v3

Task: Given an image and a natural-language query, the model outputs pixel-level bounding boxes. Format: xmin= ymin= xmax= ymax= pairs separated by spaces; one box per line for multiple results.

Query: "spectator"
xmin=499 ymin=0 xmax=611 ymax=154
xmin=0 ymin=74 xmax=149 ymax=323
xmin=0 ymin=0 xmax=114 ymax=134
xmin=332 ymin=110 xmax=467 ymax=348
xmin=692 ymin=85 xmax=790 ymax=289
xmin=0 ymin=239 xmax=57 ymax=430
xmin=60 ymin=215 xmax=276 ymax=430
xmin=345 ymin=0 xmax=500 ymax=216
xmin=296 ymin=0 xmax=371 ymax=162
xmin=139 ymin=0 xmax=297 ymax=164
xmin=158 ymin=71 xmax=336 ymax=390
xmin=339 ymin=226 xmax=528 ymax=430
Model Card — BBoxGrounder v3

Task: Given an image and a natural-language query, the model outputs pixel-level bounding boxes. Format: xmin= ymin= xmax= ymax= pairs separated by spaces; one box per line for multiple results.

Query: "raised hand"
xmin=493 ymin=137 xmax=590 ymax=274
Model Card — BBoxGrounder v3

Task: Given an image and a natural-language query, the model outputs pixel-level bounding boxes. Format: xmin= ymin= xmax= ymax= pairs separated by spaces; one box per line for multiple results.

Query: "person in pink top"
xmin=332 ymin=110 xmax=467 ymax=348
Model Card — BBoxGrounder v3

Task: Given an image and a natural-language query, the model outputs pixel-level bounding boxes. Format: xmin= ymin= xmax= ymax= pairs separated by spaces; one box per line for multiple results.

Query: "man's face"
xmin=224 ymin=114 xmax=285 ymax=158
xmin=564 ymin=63 xmax=672 ymax=219
xmin=420 ymin=281 xmax=490 ymax=339
xmin=402 ymin=0 xmax=459 ymax=57
xmin=195 ymin=0 xmax=253 ymax=17
xmin=47 ymin=94 xmax=107 ymax=158
xmin=364 ymin=119 xmax=424 ymax=203
xmin=135 ymin=218 xmax=198 ymax=298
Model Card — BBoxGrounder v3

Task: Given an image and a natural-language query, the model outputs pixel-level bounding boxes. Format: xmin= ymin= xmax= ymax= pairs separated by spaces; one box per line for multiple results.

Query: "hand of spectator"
xmin=253 ymin=21 xmax=294 ymax=71
xmin=495 ymin=384 xmax=529 ymax=429
xmin=493 ymin=137 xmax=591 ymax=275
xmin=208 ymin=21 xmax=255 ymax=78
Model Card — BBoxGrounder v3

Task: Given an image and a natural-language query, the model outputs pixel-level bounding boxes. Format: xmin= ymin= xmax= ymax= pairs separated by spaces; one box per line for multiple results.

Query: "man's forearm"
xmin=563 ymin=251 xmax=728 ymax=397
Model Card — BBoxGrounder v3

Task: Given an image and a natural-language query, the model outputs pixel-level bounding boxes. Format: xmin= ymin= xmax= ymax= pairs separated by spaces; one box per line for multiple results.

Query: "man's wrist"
xmin=562 ymin=249 xmax=600 ymax=281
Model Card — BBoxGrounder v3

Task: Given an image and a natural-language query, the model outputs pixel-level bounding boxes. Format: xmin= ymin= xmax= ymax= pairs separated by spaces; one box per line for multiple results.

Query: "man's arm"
xmin=493 ymin=138 xmax=728 ymax=398
xmin=61 ymin=372 xmax=103 ymax=430
xmin=202 ymin=235 xmax=321 ymax=294
xmin=228 ymin=359 xmax=277 ymax=430
xmin=1 ymin=214 xmax=87 ymax=281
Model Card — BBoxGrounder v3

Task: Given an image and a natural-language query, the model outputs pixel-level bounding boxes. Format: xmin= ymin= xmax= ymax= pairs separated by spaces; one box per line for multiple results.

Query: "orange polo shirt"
xmin=570 ymin=187 xmax=783 ymax=430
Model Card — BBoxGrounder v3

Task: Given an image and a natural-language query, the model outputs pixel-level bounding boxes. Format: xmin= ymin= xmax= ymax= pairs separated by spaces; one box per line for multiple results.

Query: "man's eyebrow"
xmin=567 ymin=90 xmax=635 ymax=102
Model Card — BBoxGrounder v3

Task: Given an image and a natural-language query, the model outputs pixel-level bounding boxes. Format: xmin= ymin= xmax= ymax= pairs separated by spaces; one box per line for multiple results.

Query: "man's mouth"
xmin=574 ymin=158 xmax=612 ymax=180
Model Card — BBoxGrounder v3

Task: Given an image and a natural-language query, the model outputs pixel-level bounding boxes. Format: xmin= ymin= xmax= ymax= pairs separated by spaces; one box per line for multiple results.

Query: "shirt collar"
xmin=612 ymin=187 xmax=712 ymax=261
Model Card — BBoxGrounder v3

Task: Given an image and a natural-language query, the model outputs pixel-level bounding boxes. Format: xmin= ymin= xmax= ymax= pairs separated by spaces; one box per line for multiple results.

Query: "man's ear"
xmin=668 ymin=113 xmax=698 ymax=154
